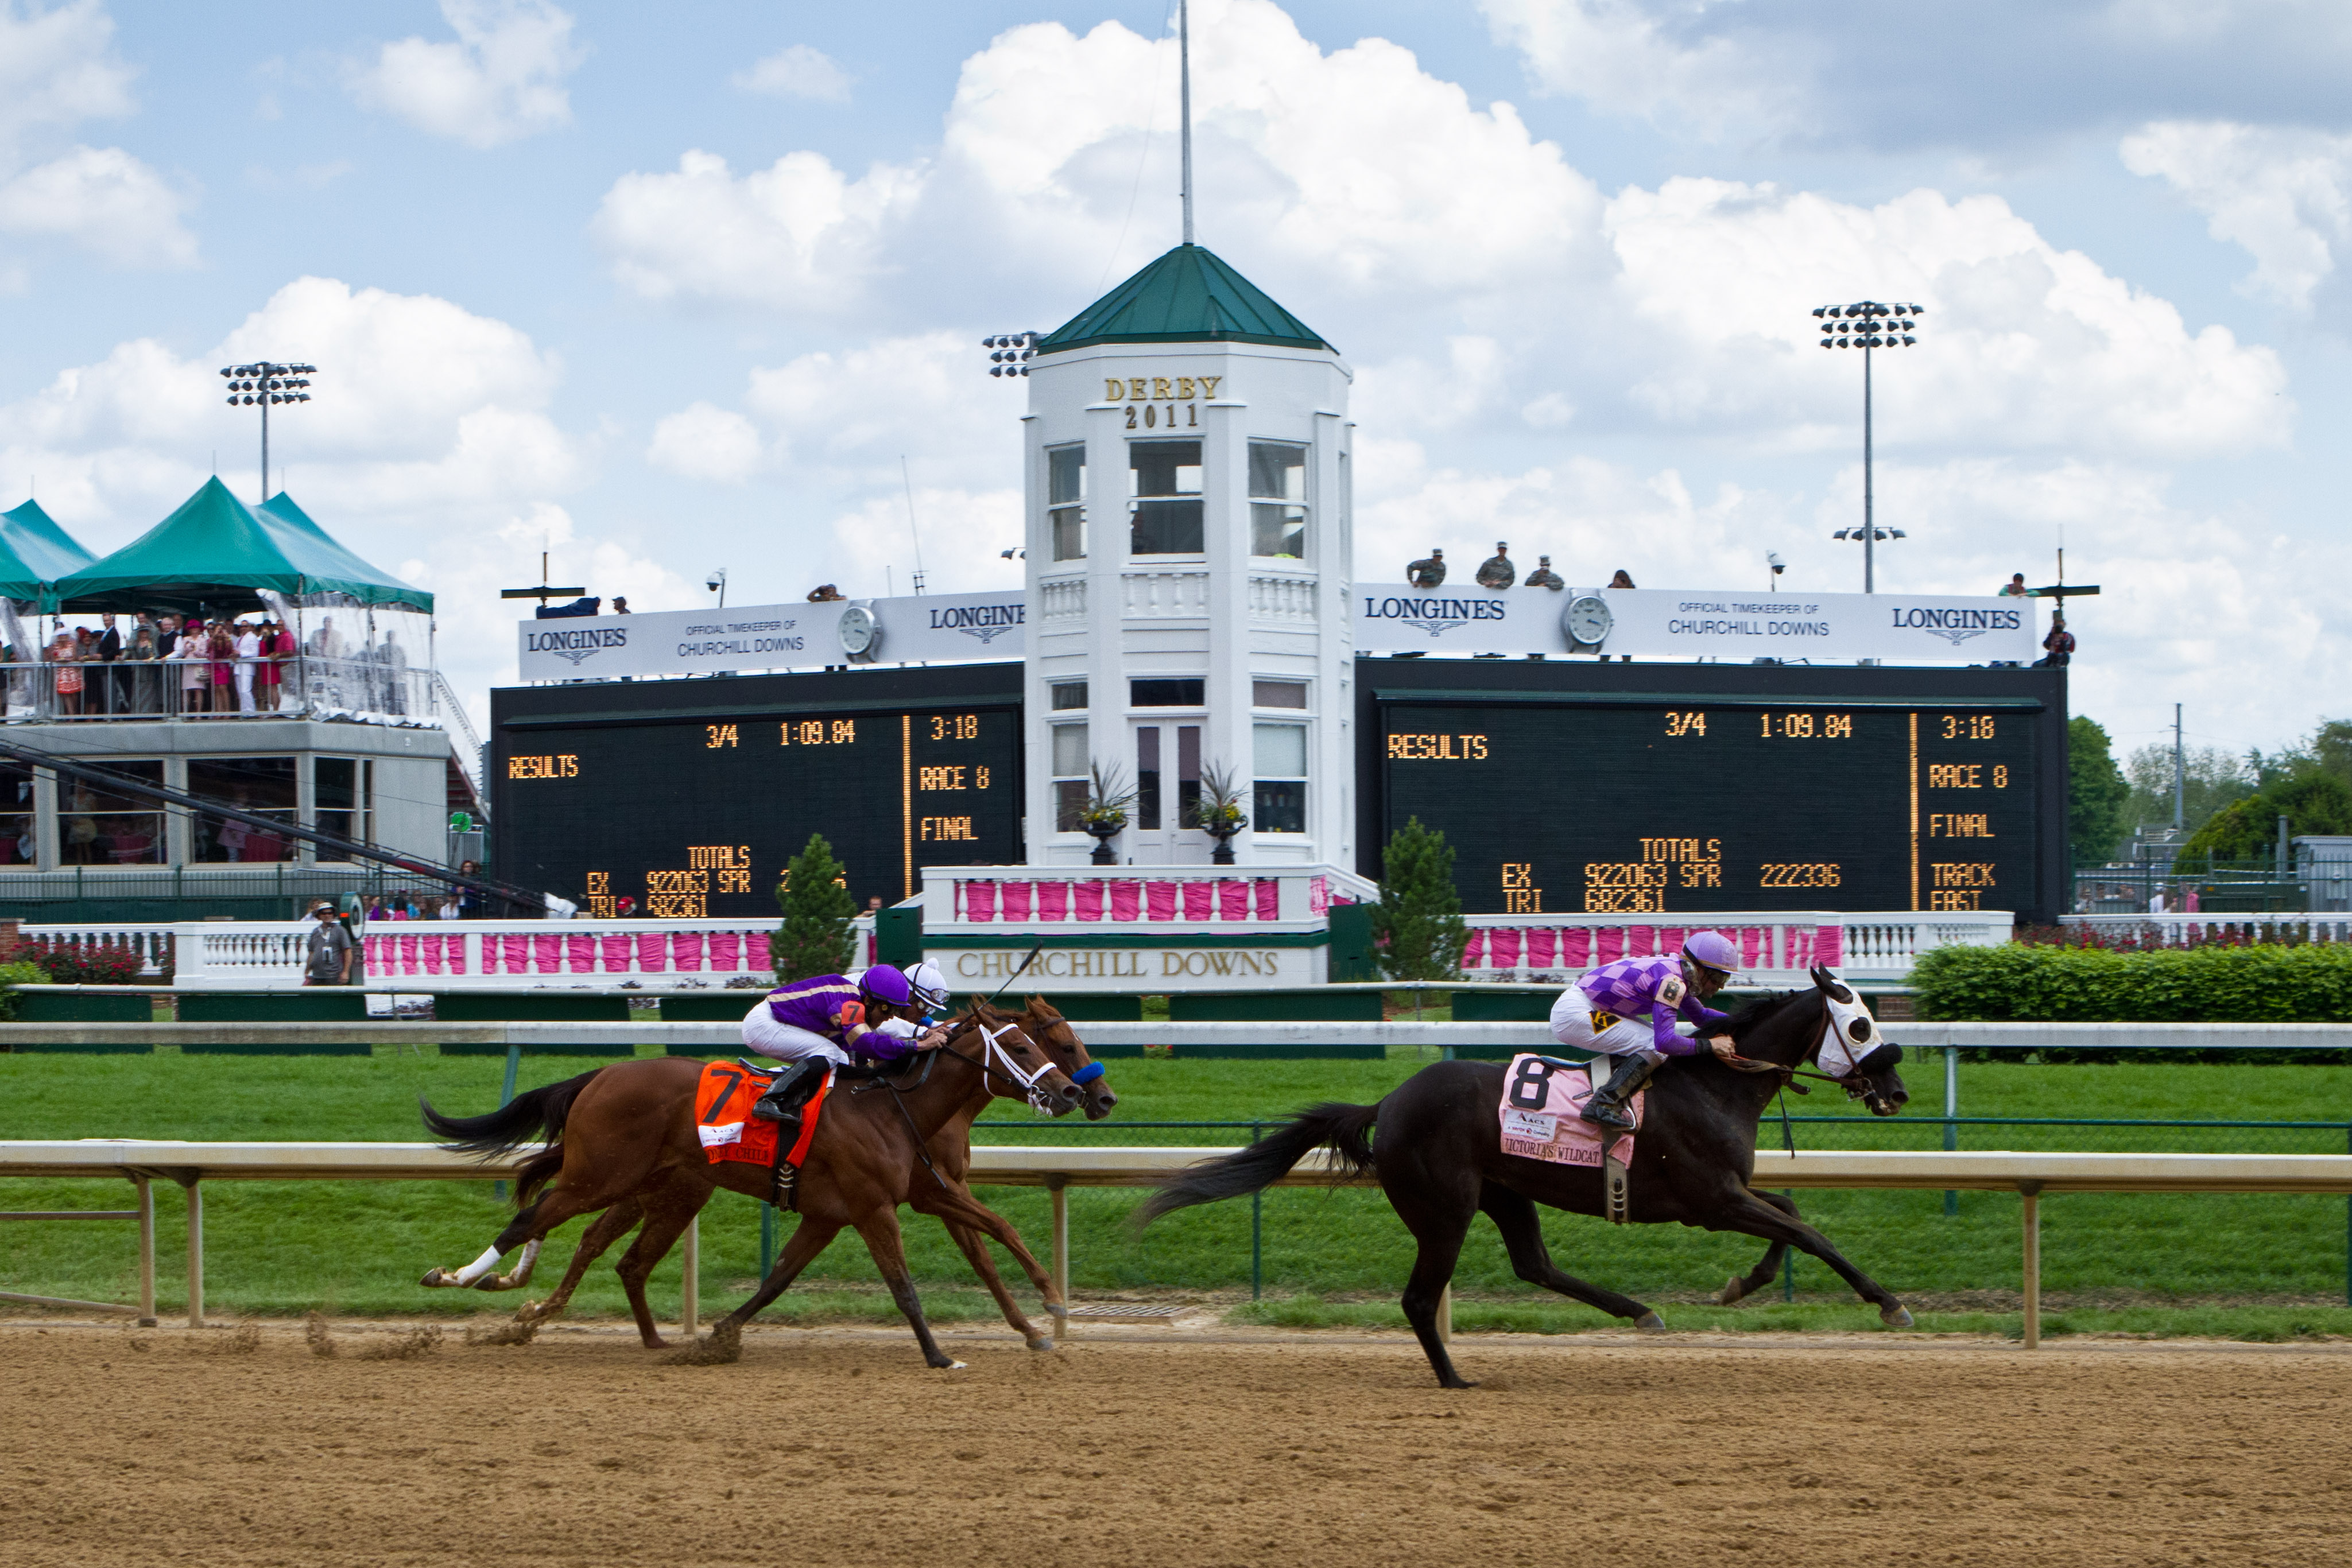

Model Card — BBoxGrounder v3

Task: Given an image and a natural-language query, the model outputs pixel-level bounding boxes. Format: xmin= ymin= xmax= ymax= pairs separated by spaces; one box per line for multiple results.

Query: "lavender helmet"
xmin=858 ymin=964 xmax=912 ymax=1010
xmin=1681 ymin=930 xmax=1739 ymax=981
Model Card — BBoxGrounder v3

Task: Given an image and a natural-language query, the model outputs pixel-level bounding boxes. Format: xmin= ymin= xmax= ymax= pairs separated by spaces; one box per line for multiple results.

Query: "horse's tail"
xmin=419 ymin=1069 xmax=600 ymax=1158
xmin=1137 ymin=1101 xmax=1379 ymax=1225
xmin=509 ymin=1142 xmax=570 ymax=1209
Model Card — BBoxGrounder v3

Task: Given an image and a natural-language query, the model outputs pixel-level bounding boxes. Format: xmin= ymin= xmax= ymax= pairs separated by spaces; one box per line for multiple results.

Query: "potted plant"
xmin=1191 ymin=762 xmax=1249 ymax=866
xmin=1080 ymin=762 xmax=1136 ymax=865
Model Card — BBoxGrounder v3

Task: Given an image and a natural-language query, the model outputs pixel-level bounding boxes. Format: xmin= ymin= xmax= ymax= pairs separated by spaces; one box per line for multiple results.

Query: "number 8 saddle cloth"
xmin=1497 ymin=1053 xmax=1642 ymax=1167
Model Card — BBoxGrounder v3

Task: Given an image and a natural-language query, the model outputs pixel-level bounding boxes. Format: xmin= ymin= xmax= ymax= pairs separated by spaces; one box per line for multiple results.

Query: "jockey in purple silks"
xmin=1548 ymin=930 xmax=1743 ymax=1131
xmin=745 ymin=965 xmax=939 ymax=1125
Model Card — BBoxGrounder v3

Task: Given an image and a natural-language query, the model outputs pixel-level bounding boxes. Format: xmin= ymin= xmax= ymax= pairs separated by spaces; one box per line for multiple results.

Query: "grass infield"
xmin=2 ymin=1049 xmax=2349 ymax=1338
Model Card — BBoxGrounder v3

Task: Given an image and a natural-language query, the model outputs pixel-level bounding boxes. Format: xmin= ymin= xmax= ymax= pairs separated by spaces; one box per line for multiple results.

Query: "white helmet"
xmin=902 ymin=960 xmax=950 ymax=1016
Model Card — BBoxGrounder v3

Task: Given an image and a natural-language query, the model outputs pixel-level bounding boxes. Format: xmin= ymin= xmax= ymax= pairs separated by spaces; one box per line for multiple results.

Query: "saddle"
xmin=694 ymin=1060 xmax=833 ymax=1209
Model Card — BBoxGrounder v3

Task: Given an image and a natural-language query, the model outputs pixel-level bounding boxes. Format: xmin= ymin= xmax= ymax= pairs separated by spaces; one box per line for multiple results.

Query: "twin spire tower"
xmin=1016 ymin=1 xmax=1356 ymax=868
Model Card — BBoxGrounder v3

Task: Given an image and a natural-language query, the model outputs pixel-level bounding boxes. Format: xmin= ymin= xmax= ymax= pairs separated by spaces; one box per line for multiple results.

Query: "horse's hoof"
xmin=932 ymin=1359 xmax=968 ymax=1371
xmin=1881 ymin=1305 xmax=1915 ymax=1329
xmin=1716 ymin=1275 xmax=1749 ymax=1306
xmin=1026 ymin=1337 xmax=1056 ymax=1352
xmin=641 ymin=1336 xmax=670 ymax=1350
xmin=1439 ymin=1376 xmax=1478 ymax=1390
xmin=420 ymin=1267 xmax=451 ymax=1288
xmin=1634 ymin=1311 xmax=1667 ymax=1332
xmin=470 ymin=1274 xmax=507 ymax=1292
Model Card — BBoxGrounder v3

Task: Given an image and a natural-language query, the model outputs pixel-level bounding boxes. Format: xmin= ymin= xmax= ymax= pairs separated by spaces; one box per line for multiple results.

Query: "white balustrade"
xmin=2056 ymin=913 xmax=2352 ymax=946
xmin=921 ymin=863 xmax=1377 ymax=929
xmin=1458 ymin=909 xmax=2012 ymax=985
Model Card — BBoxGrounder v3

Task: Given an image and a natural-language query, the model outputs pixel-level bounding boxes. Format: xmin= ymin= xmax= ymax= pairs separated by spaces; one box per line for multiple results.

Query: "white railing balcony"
xmin=2 ymin=655 xmax=450 ymax=733
xmin=1459 ymin=909 xmax=2013 ymax=985
xmin=919 ymin=863 xmax=1377 ymax=930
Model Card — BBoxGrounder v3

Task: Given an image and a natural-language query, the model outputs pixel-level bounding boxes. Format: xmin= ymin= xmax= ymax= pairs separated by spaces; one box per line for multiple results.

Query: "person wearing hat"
xmin=1549 ymin=930 xmax=1743 ymax=1130
xmin=303 ymin=900 xmax=354 ymax=987
xmin=747 ymin=964 xmax=941 ymax=1124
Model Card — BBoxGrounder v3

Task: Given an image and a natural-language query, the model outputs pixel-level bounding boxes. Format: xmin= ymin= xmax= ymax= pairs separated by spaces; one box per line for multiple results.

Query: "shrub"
xmin=0 ymin=958 xmax=48 ymax=1021
xmin=1914 ymin=941 xmax=2352 ymax=1023
xmin=770 ymin=833 xmax=857 ymax=981
xmin=19 ymin=941 xmax=146 ymax=986
xmin=1371 ymin=817 xmax=1467 ymax=982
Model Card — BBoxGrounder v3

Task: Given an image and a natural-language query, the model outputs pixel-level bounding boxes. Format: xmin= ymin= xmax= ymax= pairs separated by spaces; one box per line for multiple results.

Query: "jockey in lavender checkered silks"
xmin=1548 ymin=930 xmax=1743 ymax=1132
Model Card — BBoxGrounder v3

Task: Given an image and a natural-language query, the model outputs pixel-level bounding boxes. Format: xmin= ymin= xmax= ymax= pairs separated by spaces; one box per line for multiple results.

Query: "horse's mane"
xmin=1722 ymin=989 xmax=1816 ymax=1041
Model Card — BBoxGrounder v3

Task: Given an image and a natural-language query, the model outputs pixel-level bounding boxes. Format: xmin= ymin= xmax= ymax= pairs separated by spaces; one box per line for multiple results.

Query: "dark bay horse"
xmin=420 ymin=1005 xmax=1080 ymax=1368
xmin=1141 ymin=969 xmax=1912 ymax=1387
xmin=441 ymin=1000 xmax=1114 ymax=1350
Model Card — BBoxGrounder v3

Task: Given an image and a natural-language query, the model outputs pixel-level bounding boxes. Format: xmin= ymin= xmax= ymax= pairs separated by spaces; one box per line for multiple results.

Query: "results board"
xmin=1379 ymin=698 xmax=2040 ymax=915
xmin=496 ymin=703 xmax=1021 ymax=917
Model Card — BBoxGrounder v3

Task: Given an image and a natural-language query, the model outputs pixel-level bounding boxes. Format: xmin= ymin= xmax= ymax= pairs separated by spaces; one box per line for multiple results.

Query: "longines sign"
xmin=515 ymin=589 xmax=1029 ymax=681
xmin=1353 ymin=584 xmax=2040 ymax=663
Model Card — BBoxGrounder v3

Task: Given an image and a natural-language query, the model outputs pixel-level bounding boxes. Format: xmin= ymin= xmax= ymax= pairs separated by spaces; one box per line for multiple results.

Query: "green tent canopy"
xmin=50 ymin=477 xmax=432 ymax=615
xmin=0 ymin=499 xmax=97 ymax=601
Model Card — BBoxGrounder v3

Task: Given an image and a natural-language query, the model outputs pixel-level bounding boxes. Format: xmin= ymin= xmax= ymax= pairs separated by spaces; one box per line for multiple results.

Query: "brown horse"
xmin=464 ymin=999 xmax=1114 ymax=1349
xmin=420 ymin=1005 xmax=1080 ymax=1368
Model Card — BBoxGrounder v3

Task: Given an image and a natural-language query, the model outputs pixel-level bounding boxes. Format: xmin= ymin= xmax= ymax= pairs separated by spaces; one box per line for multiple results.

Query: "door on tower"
xmin=1129 ymin=720 xmax=1206 ymax=864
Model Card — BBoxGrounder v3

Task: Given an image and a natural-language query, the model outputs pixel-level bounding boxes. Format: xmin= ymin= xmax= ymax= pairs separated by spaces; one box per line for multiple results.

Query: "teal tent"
xmin=50 ymin=478 xmax=432 ymax=615
xmin=0 ymin=499 xmax=97 ymax=597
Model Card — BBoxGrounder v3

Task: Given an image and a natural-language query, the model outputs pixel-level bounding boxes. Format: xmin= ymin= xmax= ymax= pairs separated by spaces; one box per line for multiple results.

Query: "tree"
xmin=2123 ymin=741 xmax=2253 ymax=837
xmin=770 ymin=833 xmax=857 ymax=981
xmin=2180 ymin=771 xmax=2352 ymax=863
xmin=1371 ymin=817 xmax=1468 ymax=981
xmin=2068 ymin=717 xmax=2130 ymax=865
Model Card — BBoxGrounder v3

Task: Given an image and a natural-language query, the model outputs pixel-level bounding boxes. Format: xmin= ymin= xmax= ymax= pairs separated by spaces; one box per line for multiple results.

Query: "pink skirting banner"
xmin=1035 ymin=882 xmax=1069 ymax=921
xmin=1559 ymin=928 xmax=1590 ymax=969
xmin=599 ymin=934 xmax=631 ymax=973
xmin=636 ymin=932 xmax=665 ymax=972
xmin=999 ymin=882 xmax=1034 ymax=923
xmin=1738 ymin=926 xmax=1769 ymax=969
xmin=671 ymin=930 xmax=705 ymax=971
xmin=1145 ymin=882 xmax=1178 ymax=921
xmin=710 ymin=931 xmax=743 ymax=971
xmin=421 ymin=934 xmax=445 ymax=976
xmin=565 ymin=933 xmax=593 ymax=973
xmin=1625 ymin=926 xmax=1656 ymax=960
xmin=398 ymin=933 xmax=421 ymax=976
xmin=1462 ymin=928 xmax=1487 ymax=968
xmin=365 ymin=934 xmax=393 ymax=977
xmin=1181 ymin=881 xmax=1212 ymax=922
xmin=966 ymin=882 xmax=998 ymax=922
xmin=1216 ymin=880 xmax=1249 ymax=921
xmin=1254 ymin=880 xmax=1280 ymax=920
xmin=1108 ymin=881 xmax=1141 ymax=922
xmin=1657 ymin=927 xmax=1687 ymax=961
xmin=443 ymin=933 xmax=467 ymax=976
xmin=1487 ymin=928 xmax=1524 ymax=970
xmin=533 ymin=933 xmax=561 ymax=973
xmin=1595 ymin=927 xmax=1623 ymax=965
xmin=1812 ymin=925 xmax=1843 ymax=968
xmin=1525 ymin=929 xmax=1557 ymax=969
xmin=1073 ymin=881 xmax=1105 ymax=921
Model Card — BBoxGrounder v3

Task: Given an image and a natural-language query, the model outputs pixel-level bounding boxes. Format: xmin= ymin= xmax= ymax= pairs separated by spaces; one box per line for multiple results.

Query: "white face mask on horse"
xmin=1814 ymin=975 xmax=1885 ymax=1079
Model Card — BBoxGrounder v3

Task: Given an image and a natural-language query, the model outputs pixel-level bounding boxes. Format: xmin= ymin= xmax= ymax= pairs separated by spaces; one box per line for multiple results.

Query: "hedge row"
xmin=1913 ymin=942 xmax=2352 ymax=1023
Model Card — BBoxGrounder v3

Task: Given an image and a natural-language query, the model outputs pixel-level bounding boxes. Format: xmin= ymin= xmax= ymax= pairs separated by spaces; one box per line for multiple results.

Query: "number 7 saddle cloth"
xmin=1497 ymin=1053 xmax=1643 ymax=1167
xmin=693 ymin=1060 xmax=832 ymax=1171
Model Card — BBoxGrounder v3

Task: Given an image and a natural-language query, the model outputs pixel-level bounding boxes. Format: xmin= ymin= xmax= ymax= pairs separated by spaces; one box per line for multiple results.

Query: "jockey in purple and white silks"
xmin=745 ymin=965 xmax=934 ymax=1125
xmin=1548 ymin=930 xmax=1742 ymax=1131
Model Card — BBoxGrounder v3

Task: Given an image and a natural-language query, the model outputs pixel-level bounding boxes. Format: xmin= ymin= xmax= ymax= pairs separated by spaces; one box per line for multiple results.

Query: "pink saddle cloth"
xmin=1497 ymin=1053 xmax=1642 ymax=1167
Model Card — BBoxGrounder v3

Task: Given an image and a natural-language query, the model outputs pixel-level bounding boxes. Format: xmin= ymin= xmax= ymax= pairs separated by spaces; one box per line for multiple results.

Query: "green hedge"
xmin=1915 ymin=942 xmax=2352 ymax=1023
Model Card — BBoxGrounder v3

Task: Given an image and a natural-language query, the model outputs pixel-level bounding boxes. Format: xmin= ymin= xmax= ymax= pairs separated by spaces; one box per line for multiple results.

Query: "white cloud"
xmin=733 ymin=44 xmax=850 ymax=103
xmin=744 ymin=332 xmax=1008 ymax=480
xmin=1475 ymin=0 xmax=1800 ymax=139
xmin=592 ymin=148 xmax=923 ymax=311
xmin=350 ymin=0 xmax=584 ymax=149
xmin=646 ymin=401 xmax=763 ymax=483
xmin=0 ymin=0 xmax=134 ymax=160
xmin=0 ymin=145 xmax=193 ymax=266
xmin=824 ymin=486 xmax=1025 ymax=600
xmin=2123 ymin=121 xmax=2352 ymax=311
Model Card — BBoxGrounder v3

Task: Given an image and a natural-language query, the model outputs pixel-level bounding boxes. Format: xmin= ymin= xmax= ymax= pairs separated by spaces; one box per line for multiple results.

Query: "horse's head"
xmin=1020 ymin=996 xmax=1117 ymax=1120
xmin=1807 ymin=967 xmax=1908 ymax=1117
xmin=958 ymin=1004 xmax=1083 ymax=1116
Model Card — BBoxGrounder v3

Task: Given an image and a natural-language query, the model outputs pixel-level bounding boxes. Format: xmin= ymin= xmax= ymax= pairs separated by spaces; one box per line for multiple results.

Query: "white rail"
xmin=5 ymin=1141 xmax=2347 ymax=1349
xmin=1459 ymin=910 xmax=2011 ymax=984
xmin=2057 ymin=914 xmax=2352 ymax=945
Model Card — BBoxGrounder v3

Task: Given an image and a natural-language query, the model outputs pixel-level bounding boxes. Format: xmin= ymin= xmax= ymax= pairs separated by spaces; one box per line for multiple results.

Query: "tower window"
xmin=1130 ymin=678 xmax=1204 ymax=707
xmin=1130 ymin=440 xmax=1203 ymax=554
xmin=1249 ymin=442 xmax=1307 ymax=560
xmin=1253 ymin=723 xmax=1307 ymax=835
xmin=1048 ymin=445 xmax=1086 ymax=561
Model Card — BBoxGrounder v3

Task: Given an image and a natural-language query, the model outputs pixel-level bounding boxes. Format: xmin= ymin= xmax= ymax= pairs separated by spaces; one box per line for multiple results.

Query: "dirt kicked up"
xmin=3 ymin=1321 xmax=2349 ymax=1568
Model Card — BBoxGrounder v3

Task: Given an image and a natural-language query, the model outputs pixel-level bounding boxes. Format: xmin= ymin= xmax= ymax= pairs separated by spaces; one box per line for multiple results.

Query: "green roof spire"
xmin=1037 ymin=243 xmax=1332 ymax=355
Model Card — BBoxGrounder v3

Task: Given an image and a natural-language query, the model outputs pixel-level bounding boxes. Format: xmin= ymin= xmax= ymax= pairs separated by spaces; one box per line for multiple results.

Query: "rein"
xmin=858 ymin=1016 xmax=1066 ymax=1190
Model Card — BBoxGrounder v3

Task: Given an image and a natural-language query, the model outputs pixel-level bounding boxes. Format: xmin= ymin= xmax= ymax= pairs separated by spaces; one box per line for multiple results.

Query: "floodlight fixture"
xmin=219 ymin=358 xmax=320 ymax=502
xmin=982 ymin=330 xmax=1041 ymax=379
xmin=1808 ymin=300 xmax=1923 ymax=592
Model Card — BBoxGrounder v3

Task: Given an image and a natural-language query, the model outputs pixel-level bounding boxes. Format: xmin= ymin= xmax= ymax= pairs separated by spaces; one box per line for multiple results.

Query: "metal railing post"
xmin=181 ymin=1177 xmax=203 ymax=1329
xmin=2020 ymin=1181 xmax=2043 ymax=1349
xmin=1250 ymin=1120 xmax=1264 ymax=1302
xmin=1048 ymin=1176 xmax=1070 ymax=1336
xmin=135 ymin=1175 xmax=156 ymax=1326
xmin=1944 ymin=1045 xmax=1959 ymax=1217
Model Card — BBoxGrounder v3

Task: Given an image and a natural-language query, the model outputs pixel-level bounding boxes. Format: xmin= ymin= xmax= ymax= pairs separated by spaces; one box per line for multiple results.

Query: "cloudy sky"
xmin=1 ymin=0 xmax=2345 ymax=758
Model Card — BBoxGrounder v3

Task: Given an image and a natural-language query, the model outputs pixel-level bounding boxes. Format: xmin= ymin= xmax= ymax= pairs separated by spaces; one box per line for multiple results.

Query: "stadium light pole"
xmin=219 ymin=360 xmax=316 ymax=503
xmin=1812 ymin=301 xmax=1921 ymax=592
xmin=982 ymin=331 xmax=1041 ymax=378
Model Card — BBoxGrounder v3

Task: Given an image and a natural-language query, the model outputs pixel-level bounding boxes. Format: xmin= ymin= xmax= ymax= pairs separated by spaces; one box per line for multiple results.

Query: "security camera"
xmin=706 ymin=569 xmax=726 ymax=592
xmin=1768 ymin=552 xmax=1785 ymax=574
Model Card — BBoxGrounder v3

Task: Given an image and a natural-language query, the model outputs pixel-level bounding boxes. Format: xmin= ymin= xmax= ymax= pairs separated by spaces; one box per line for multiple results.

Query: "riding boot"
xmin=1579 ymin=1049 xmax=1663 ymax=1131
xmin=750 ymin=1059 xmax=822 ymax=1123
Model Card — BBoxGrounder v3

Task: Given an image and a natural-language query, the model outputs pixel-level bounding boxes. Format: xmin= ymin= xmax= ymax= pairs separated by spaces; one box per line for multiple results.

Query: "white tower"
xmin=1021 ymin=244 xmax=1354 ymax=867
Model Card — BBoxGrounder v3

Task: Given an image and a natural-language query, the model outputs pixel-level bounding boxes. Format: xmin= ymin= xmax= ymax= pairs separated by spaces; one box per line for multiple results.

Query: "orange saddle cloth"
xmin=693 ymin=1061 xmax=831 ymax=1170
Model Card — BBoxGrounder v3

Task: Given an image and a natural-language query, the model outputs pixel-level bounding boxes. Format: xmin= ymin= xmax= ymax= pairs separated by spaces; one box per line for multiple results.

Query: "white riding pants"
xmin=1549 ymin=989 xmax=1679 ymax=1058
xmin=741 ymin=1000 xmax=850 ymax=1065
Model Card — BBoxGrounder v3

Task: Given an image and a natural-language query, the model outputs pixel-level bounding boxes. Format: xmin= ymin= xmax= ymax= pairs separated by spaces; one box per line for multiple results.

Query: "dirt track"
xmin=3 ymin=1321 xmax=2347 ymax=1567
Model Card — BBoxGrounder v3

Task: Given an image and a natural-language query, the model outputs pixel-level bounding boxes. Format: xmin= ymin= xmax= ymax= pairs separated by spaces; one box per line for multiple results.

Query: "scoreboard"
xmin=491 ymin=666 xmax=1024 ymax=917
xmin=1363 ymin=663 xmax=2067 ymax=921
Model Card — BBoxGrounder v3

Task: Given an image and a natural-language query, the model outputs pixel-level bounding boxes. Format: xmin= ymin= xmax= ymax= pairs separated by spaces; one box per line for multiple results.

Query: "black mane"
xmin=1722 ymin=988 xmax=1816 ymax=1041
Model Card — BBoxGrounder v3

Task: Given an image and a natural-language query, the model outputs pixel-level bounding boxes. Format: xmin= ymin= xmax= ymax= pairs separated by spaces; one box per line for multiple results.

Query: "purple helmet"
xmin=1682 ymin=930 xmax=1739 ymax=976
xmin=858 ymin=965 xmax=912 ymax=1008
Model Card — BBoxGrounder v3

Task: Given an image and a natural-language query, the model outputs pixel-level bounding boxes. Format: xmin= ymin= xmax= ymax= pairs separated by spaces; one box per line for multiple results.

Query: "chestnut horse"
xmin=1142 ymin=970 xmax=1912 ymax=1387
xmin=447 ymin=999 xmax=1114 ymax=1350
xmin=421 ymin=1004 xmax=1080 ymax=1368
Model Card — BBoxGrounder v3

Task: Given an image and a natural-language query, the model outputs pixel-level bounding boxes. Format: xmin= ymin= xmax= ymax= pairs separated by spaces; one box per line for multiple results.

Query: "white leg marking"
xmin=452 ymin=1243 xmax=505 ymax=1286
xmin=509 ymin=1237 xmax=543 ymax=1286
